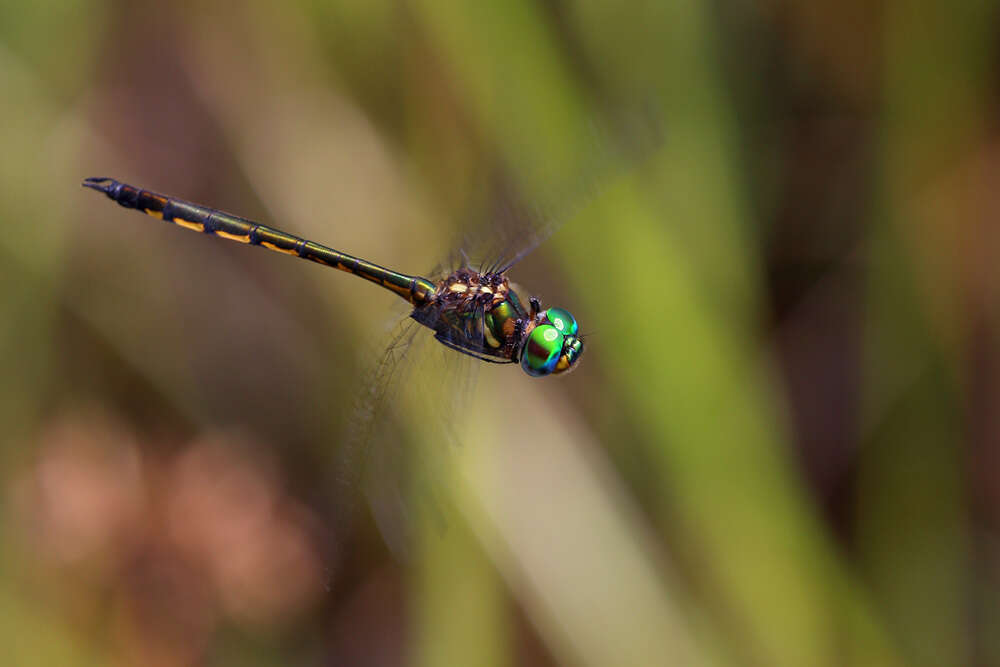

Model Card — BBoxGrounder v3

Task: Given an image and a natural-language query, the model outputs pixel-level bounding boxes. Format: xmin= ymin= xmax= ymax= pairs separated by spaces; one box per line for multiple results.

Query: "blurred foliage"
xmin=1 ymin=0 xmax=999 ymax=665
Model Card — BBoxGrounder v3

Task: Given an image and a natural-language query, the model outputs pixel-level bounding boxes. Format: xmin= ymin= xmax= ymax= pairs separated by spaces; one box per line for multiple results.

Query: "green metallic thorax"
xmin=484 ymin=290 xmax=527 ymax=353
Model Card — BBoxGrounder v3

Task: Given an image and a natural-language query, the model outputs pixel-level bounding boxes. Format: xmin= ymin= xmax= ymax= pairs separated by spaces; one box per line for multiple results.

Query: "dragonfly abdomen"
xmin=83 ymin=177 xmax=436 ymax=305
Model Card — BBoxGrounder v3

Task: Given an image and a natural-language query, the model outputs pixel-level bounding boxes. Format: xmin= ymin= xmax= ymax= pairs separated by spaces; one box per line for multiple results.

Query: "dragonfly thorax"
xmin=434 ymin=267 xmax=510 ymax=313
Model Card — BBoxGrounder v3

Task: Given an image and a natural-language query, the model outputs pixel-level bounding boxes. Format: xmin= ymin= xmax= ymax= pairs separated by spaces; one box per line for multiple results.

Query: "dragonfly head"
xmin=520 ymin=307 xmax=583 ymax=377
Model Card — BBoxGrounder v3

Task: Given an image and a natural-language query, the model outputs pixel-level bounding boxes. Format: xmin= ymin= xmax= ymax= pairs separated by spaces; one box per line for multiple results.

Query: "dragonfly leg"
xmin=529 ymin=297 xmax=541 ymax=319
xmin=511 ymin=318 xmax=526 ymax=361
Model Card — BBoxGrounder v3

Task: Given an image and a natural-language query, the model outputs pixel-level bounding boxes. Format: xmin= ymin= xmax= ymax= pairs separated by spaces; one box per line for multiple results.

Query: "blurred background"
xmin=1 ymin=0 xmax=998 ymax=665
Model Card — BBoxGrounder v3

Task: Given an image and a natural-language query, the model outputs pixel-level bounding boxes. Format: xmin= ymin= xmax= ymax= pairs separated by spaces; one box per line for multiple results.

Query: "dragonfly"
xmin=82 ymin=173 xmax=593 ymax=554
xmin=81 ymin=177 xmax=583 ymax=377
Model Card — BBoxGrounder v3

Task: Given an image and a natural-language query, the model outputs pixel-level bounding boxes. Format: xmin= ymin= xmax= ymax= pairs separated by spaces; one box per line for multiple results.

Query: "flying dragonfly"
xmin=81 ymin=102 xmax=661 ymax=556
xmin=82 ymin=177 xmax=583 ymax=378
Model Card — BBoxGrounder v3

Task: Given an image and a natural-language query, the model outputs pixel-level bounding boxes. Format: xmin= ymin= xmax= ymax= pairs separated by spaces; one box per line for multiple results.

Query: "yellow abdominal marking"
xmin=145 ymin=209 xmax=163 ymax=219
xmin=173 ymin=218 xmax=205 ymax=232
xmin=215 ymin=230 xmax=251 ymax=243
xmin=385 ymin=282 xmax=410 ymax=297
xmin=261 ymin=241 xmax=298 ymax=255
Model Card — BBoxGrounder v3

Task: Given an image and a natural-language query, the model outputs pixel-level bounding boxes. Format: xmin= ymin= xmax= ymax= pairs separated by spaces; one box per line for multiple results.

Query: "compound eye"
xmin=552 ymin=336 xmax=583 ymax=375
xmin=520 ymin=325 xmax=564 ymax=377
xmin=543 ymin=307 xmax=578 ymax=337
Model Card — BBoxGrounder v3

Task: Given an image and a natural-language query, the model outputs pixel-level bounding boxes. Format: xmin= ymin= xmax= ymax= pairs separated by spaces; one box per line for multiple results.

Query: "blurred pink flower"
xmin=11 ymin=412 xmax=145 ymax=565
xmin=164 ymin=433 xmax=328 ymax=626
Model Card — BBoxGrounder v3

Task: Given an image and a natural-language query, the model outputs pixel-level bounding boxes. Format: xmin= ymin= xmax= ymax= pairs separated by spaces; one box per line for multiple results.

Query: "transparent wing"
xmin=335 ymin=308 xmax=480 ymax=559
xmin=454 ymin=104 xmax=665 ymax=274
xmin=332 ymin=314 xmax=420 ymax=550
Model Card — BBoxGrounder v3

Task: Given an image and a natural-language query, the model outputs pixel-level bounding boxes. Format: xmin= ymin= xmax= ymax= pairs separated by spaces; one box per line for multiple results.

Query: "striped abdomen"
xmin=82 ymin=177 xmax=436 ymax=306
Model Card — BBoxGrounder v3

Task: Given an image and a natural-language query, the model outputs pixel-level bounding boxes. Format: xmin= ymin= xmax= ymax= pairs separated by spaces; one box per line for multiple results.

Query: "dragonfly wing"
xmin=452 ymin=105 xmax=665 ymax=274
xmin=334 ymin=315 xmax=420 ymax=552
xmin=336 ymin=311 xmax=481 ymax=559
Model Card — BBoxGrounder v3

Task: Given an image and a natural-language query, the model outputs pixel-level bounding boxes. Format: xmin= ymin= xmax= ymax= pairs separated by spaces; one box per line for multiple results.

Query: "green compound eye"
xmin=553 ymin=335 xmax=583 ymax=375
xmin=543 ymin=307 xmax=578 ymax=336
xmin=521 ymin=324 xmax=564 ymax=377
